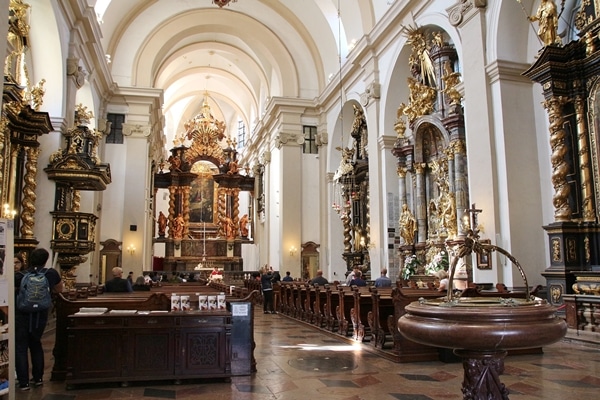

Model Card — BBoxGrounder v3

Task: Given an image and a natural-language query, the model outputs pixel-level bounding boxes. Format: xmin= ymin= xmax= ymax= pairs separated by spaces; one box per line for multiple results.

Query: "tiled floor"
xmin=13 ymin=311 xmax=600 ymax=399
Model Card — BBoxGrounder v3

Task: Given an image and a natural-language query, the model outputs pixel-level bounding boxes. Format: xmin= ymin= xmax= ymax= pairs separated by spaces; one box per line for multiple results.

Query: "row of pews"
xmin=246 ymin=279 xmax=544 ymax=363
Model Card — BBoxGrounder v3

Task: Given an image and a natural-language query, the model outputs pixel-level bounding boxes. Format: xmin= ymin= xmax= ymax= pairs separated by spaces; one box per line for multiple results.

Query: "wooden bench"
xmin=323 ymin=284 xmax=343 ymax=332
xmin=388 ymin=286 xmax=445 ymax=362
xmin=312 ymin=284 xmax=328 ymax=328
xmin=367 ymin=287 xmax=395 ymax=348
xmin=350 ymin=286 xmax=376 ymax=342
xmin=336 ymin=286 xmax=358 ymax=336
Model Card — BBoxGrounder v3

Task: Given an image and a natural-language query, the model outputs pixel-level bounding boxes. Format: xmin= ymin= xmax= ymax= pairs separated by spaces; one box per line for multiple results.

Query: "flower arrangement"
xmin=402 ymin=255 xmax=421 ymax=280
xmin=424 ymin=250 xmax=449 ymax=276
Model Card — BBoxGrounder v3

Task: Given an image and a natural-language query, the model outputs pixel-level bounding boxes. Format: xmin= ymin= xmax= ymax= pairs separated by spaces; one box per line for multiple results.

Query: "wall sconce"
xmin=289 ymin=246 xmax=297 ymax=256
xmin=2 ymin=203 xmax=16 ymax=219
xmin=127 ymin=244 xmax=136 ymax=255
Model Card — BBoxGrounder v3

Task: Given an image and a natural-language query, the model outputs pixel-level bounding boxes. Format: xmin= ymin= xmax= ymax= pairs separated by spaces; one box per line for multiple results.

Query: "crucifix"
xmin=464 ymin=203 xmax=483 ymax=232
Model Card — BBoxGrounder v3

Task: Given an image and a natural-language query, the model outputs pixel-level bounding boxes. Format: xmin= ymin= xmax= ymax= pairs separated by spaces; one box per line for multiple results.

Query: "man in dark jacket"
xmin=310 ymin=270 xmax=329 ymax=286
xmin=105 ymin=267 xmax=133 ymax=292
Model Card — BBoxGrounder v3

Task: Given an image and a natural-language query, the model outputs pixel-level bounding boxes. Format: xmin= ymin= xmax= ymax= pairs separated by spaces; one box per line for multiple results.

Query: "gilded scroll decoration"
xmin=544 ymin=96 xmax=572 ymax=221
xmin=20 ymin=146 xmax=40 ymax=238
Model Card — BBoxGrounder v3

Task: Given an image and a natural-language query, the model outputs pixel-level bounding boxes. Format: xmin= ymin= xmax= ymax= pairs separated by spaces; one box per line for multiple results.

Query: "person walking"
xmin=14 ymin=248 xmax=63 ymax=390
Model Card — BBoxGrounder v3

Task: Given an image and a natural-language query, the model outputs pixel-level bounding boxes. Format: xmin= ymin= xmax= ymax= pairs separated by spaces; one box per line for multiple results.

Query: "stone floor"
xmin=13 ymin=311 xmax=600 ymax=399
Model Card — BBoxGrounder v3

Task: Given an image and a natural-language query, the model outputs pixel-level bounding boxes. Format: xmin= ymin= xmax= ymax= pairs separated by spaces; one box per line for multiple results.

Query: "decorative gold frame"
xmin=477 ymin=239 xmax=492 ymax=270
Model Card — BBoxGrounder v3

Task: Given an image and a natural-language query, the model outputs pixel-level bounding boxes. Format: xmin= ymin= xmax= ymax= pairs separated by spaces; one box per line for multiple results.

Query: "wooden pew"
xmin=312 ymin=284 xmax=328 ymax=328
xmin=303 ymin=284 xmax=317 ymax=323
xmin=367 ymin=287 xmax=395 ymax=348
xmin=336 ymin=286 xmax=356 ymax=336
xmin=278 ymin=282 xmax=290 ymax=314
xmin=323 ymin=284 xmax=342 ymax=332
xmin=296 ymin=283 xmax=311 ymax=320
xmin=387 ymin=285 xmax=445 ymax=362
xmin=350 ymin=286 xmax=375 ymax=342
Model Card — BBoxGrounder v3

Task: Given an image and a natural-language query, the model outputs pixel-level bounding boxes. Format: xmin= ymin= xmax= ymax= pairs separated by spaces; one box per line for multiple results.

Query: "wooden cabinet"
xmin=66 ymin=311 xmax=231 ymax=386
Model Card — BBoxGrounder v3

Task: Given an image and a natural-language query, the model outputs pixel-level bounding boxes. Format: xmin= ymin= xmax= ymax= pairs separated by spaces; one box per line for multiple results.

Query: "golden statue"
xmin=528 ymin=0 xmax=559 ymax=46
xmin=399 ymin=203 xmax=417 ymax=245
xmin=441 ymin=60 xmax=462 ymax=106
xmin=29 ymin=79 xmax=46 ymax=111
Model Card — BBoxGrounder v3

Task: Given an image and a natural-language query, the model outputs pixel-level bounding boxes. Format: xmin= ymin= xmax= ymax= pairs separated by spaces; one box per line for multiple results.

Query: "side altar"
xmin=153 ymin=94 xmax=254 ymax=272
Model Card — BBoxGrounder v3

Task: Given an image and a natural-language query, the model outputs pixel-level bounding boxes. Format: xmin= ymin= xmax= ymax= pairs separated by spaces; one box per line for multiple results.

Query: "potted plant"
xmin=424 ymin=250 xmax=449 ymax=276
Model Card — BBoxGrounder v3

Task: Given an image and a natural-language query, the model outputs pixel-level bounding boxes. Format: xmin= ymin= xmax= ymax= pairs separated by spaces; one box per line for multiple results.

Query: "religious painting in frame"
xmin=189 ymin=161 xmax=219 ymax=224
xmin=477 ymin=239 xmax=492 ymax=270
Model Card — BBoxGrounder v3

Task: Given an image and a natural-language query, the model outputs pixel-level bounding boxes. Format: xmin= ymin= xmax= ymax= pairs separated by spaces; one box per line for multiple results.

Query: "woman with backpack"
xmin=14 ymin=248 xmax=63 ymax=391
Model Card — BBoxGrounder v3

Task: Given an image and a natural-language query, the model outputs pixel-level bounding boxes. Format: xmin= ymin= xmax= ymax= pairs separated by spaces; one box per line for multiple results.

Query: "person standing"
xmin=374 ymin=268 xmax=392 ymax=288
xmin=14 ymin=248 xmax=63 ymax=390
xmin=105 ymin=267 xmax=133 ymax=292
xmin=14 ymin=253 xmax=26 ymax=272
xmin=261 ymin=267 xmax=275 ymax=314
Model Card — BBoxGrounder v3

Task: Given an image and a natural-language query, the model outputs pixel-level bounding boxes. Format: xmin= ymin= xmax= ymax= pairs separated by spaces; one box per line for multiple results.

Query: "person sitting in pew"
xmin=374 ymin=268 xmax=392 ymax=288
xmin=282 ymin=271 xmax=293 ymax=282
xmin=349 ymin=270 xmax=367 ymax=287
xmin=133 ymin=276 xmax=150 ymax=291
xmin=105 ymin=267 xmax=133 ymax=292
xmin=310 ymin=270 xmax=329 ymax=286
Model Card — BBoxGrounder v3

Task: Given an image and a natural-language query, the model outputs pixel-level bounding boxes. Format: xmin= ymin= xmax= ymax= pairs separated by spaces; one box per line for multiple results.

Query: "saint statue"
xmin=529 ymin=0 xmax=559 ymax=46
xmin=399 ymin=203 xmax=417 ymax=245
xmin=224 ymin=217 xmax=236 ymax=239
xmin=157 ymin=211 xmax=167 ymax=237
xmin=227 ymin=157 xmax=239 ymax=175
xmin=170 ymin=215 xmax=185 ymax=240
xmin=239 ymin=214 xmax=249 ymax=237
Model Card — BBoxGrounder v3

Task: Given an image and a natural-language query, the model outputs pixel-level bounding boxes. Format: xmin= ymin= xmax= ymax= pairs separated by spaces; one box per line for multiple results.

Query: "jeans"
xmin=263 ymin=289 xmax=274 ymax=312
xmin=15 ymin=311 xmax=48 ymax=385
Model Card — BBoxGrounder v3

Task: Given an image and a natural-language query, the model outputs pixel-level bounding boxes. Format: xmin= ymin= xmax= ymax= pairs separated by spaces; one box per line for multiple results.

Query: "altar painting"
xmin=189 ymin=162 xmax=218 ymax=224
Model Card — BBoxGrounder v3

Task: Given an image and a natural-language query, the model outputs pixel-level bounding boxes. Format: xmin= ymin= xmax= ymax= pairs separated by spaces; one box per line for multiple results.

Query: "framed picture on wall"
xmin=477 ymin=239 xmax=492 ymax=270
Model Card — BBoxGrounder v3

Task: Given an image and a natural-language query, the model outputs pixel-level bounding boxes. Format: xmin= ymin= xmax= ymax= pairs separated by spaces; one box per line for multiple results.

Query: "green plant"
xmin=424 ymin=250 xmax=449 ymax=275
xmin=402 ymin=255 xmax=421 ymax=280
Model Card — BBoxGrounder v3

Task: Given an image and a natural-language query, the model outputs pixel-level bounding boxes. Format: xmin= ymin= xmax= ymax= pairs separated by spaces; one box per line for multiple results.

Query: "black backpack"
xmin=16 ymin=268 xmax=52 ymax=313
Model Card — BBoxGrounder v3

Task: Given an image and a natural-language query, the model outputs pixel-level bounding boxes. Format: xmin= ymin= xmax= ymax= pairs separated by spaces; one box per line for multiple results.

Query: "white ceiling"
xmin=92 ymin=0 xmax=393 ymax=147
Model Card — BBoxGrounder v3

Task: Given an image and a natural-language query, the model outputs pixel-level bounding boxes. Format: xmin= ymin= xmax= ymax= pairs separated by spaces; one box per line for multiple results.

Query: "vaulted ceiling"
xmin=94 ymin=0 xmax=391 ymax=147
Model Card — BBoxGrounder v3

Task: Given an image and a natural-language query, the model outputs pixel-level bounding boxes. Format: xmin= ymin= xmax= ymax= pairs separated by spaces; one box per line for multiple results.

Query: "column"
xmin=415 ymin=163 xmax=427 ymax=244
xmin=574 ymin=96 xmax=595 ymax=222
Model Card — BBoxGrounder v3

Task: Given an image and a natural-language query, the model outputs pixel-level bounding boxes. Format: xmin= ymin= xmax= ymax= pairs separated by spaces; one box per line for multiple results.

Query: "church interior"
xmin=1 ymin=0 xmax=600 ymax=398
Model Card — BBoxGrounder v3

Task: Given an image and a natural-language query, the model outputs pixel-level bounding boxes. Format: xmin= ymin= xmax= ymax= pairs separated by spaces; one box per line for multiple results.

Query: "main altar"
xmin=153 ymin=94 xmax=254 ymax=272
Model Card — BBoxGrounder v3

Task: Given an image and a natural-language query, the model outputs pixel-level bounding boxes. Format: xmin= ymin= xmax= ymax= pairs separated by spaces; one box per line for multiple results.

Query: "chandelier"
xmin=213 ymin=0 xmax=237 ymax=7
